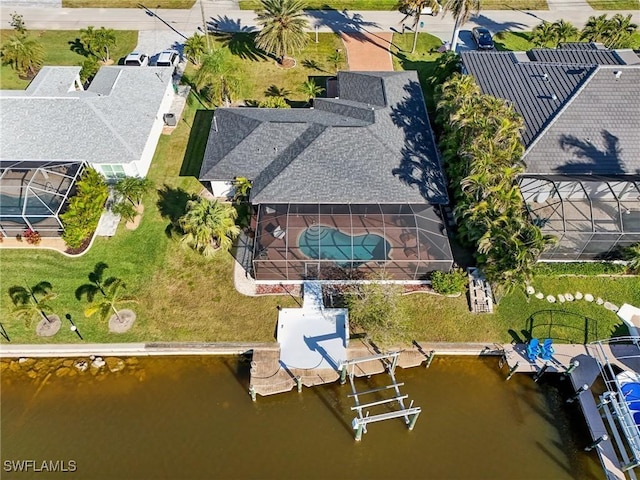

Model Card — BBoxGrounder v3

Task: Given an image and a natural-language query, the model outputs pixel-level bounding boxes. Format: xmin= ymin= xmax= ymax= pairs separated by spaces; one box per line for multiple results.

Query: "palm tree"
xmin=580 ymin=14 xmax=610 ymax=44
xmin=232 ymin=177 xmax=252 ymax=204
xmin=179 ymin=198 xmax=241 ymax=257
xmin=255 ymin=0 xmax=309 ymax=65
xmin=0 ymin=34 xmax=44 ymax=77
xmin=8 ymin=281 xmax=57 ymax=328
xmin=551 ymin=19 xmax=578 ymax=46
xmin=427 ymin=51 xmax=461 ymax=87
xmin=258 ymin=96 xmax=290 ymax=108
xmin=84 ymin=277 xmax=136 ymax=324
xmin=531 ymin=21 xmax=556 ymax=48
xmin=111 ymin=201 xmax=137 ymax=222
xmin=603 ymin=14 xmax=638 ymax=49
xmin=194 ymin=49 xmax=246 ymax=107
xmin=114 ymin=176 xmax=154 ymax=207
xmin=185 ymin=33 xmax=207 ymax=65
xmin=326 ymin=50 xmax=342 ymax=74
xmin=298 ymin=79 xmax=324 ymax=105
xmin=397 ymin=0 xmax=442 ymax=53
xmin=80 ymin=26 xmax=117 ymax=63
xmin=441 ymin=0 xmax=480 ymax=53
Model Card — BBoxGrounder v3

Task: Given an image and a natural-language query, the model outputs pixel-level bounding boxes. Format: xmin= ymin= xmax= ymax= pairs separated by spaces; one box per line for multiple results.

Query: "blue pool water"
xmin=298 ymin=225 xmax=389 ymax=265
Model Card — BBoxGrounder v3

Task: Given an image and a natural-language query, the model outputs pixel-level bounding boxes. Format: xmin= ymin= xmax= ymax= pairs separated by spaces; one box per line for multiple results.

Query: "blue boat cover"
xmin=622 ymin=383 xmax=640 ymax=411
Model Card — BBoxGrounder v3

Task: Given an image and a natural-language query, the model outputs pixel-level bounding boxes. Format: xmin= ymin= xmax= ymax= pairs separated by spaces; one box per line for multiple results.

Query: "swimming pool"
xmin=298 ymin=225 xmax=389 ymax=265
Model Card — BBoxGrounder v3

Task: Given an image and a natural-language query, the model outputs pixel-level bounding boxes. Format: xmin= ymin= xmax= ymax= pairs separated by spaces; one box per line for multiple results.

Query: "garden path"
xmin=341 ymin=32 xmax=394 ymax=71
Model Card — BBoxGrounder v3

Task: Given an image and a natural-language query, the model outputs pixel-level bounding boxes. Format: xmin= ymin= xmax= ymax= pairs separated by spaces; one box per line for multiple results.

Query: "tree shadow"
xmin=471 ymin=13 xmax=527 ymax=37
xmin=212 ymin=30 xmax=266 ymax=61
xmin=302 ymin=59 xmax=325 ymax=72
xmin=389 ymin=79 xmax=448 ymax=203
xmin=264 ymin=84 xmax=291 ymax=98
xmin=76 ymin=262 xmax=109 ymax=302
xmin=556 ymin=130 xmax=625 ymax=175
xmin=306 ymin=6 xmax=379 ymax=34
xmin=180 ymin=110 xmax=214 ymax=177
xmin=156 ymin=185 xmax=198 ymax=236
xmin=68 ymin=38 xmax=89 ymax=57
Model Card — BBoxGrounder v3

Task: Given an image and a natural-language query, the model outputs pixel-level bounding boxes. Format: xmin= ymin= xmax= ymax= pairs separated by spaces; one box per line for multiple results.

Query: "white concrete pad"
xmin=277 ymin=308 xmax=348 ymax=371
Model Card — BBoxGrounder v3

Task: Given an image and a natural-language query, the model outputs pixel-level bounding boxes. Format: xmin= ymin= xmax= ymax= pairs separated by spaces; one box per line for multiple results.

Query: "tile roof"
xmin=461 ymin=48 xmax=640 ymax=175
xmin=0 ymin=66 xmax=173 ymax=165
xmin=199 ymin=71 xmax=448 ymax=205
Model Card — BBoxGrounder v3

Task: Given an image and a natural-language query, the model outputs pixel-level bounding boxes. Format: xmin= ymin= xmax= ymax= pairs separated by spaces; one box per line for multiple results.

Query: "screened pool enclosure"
xmin=520 ymin=176 xmax=640 ymax=261
xmin=251 ymin=204 xmax=453 ymax=281
xmin=0 ymin=160 xmax=86 ymax=237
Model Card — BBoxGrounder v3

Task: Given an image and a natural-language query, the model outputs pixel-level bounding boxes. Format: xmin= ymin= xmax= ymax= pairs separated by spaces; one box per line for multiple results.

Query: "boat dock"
xmin=503 ymin=342 xmax=640 ymax=480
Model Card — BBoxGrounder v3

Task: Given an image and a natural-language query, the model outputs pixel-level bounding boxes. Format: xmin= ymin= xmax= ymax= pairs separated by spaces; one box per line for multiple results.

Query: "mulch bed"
xmin=65 ymin=235 xmax=92 ymax=255
xmin=255 ymin=284 xmax=302 ymax=296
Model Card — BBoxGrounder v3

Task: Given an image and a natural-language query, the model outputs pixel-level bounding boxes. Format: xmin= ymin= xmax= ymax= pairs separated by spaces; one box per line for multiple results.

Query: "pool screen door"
xmin=305 ymin=262 xmax=320 ymax=279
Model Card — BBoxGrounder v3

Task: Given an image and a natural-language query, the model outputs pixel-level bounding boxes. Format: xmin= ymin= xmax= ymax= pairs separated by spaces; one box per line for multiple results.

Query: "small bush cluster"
xmin=22 ymin=229 xmax=41 ymax=245
xmin=430 ymin=269 xmax=468 ymax=295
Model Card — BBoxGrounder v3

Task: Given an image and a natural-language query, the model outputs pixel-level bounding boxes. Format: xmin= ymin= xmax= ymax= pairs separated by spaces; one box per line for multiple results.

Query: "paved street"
xmin=0 ymin=2 xmax=638 ymax=45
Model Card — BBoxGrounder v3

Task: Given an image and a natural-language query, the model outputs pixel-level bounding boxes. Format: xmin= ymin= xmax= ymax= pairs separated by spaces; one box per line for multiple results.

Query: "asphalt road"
xmin=1 ymin=3 xmax=638 ymax=44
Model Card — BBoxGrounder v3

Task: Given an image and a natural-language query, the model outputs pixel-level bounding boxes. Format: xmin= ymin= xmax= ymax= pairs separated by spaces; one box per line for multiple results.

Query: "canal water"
xmin=1 ymin=355 xmax=603 ymax=480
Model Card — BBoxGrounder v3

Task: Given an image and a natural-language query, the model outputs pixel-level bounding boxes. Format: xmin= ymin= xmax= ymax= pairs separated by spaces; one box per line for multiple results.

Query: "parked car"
xmin=123 ymin=52 xmax=149 ymax=66
xmin=472 ymin=27 xmax=495 ymax=50
xmin=156 ymin=50 xmax=180 ymax=68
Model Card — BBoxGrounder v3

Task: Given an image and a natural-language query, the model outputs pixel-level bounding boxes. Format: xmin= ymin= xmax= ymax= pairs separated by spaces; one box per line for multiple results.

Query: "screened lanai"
xmin=520 ymin=176 xmax=640 ymax=261
xmin=251 ymin=203 xmax=453 ymax=281
xmin=0 ymin=160 xmax=86 ymax=237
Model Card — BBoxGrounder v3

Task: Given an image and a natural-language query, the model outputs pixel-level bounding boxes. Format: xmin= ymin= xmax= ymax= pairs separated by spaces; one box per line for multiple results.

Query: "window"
xmin=101 ymin=165 xmax=126 ymax=180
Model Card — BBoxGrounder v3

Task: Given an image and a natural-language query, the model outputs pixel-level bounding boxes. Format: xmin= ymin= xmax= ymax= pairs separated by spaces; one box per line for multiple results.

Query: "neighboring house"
xmin=199 ymin=71 xmax=454 ymax=282
xmin=461 ymin=45 xmax=640 ymax=261
xmin=0 ymin=66 xmax=174 ymax=237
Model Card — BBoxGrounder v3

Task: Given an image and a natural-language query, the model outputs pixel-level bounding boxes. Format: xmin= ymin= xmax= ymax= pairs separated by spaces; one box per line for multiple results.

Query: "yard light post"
xmin=65 ymin=314 xmax=83 ymax=340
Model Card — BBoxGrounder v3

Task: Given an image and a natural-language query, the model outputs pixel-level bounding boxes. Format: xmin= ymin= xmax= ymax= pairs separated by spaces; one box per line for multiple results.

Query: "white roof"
xmin=0 ymin=65 xmax=173 ymax=164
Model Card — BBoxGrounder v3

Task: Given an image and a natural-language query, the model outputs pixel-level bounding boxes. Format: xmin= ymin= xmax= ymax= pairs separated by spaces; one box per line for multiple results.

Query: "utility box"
xmin=163 ymin=113 xmax=176 ymax=126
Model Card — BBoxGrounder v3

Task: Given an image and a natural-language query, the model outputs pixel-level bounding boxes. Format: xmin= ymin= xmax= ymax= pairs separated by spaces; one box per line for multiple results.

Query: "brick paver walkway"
xmin=341 ymin=32 xmax=394 ymax=71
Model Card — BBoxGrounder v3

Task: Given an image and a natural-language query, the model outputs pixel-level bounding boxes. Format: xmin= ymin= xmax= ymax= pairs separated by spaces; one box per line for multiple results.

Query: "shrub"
xmin=79 ymin=56 xmax=99 ymax=84
xmin=61 ymin=168 xmax=109 ymax=249
xmin=22 ymin=229 xmax=41 ymax=245
xmin=430 ymin=269 xmax=467 ymax=295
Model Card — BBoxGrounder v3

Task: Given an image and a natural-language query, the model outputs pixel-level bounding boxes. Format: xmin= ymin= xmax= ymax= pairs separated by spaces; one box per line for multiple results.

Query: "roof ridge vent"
xmin=614 ymin=70 xmax=622 ymax=79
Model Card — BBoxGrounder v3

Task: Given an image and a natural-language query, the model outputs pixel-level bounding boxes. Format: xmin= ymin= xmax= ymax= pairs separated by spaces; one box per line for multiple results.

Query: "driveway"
xmin=341 ymin=32 xmax=394 ymax=71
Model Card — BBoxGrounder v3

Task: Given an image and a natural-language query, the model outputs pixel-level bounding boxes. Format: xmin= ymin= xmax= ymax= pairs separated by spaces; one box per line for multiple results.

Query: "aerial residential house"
xmin=461 ymin=45 xmax=640 ymax=261
xmin=199 ymin=71 xmax=454 ymax=282
xmin=0 ymin=66 xmax=174 ymax=237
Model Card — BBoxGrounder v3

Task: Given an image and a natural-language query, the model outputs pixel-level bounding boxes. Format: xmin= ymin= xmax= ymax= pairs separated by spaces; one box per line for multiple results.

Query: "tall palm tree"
xmin=326 ymin=50 xmax=342 ymax=74
xmin=0 ymin=34 xmax=44 ymax=77
xmin=603 ymin=14 xmax=638 ymax=49
xmin=298 ymin=79 xmax=324 ymax=105
xmin=551 ymin=19 xmax=578 ymax=46
xmin=9 ymin=281 xmax=57 ymax=328
xmin=531 ymin=21 xmax=556 ymax=48
xmin=441 ymin=0 xmax=480 ymax=53
xmin=184 ymin=33 xmax=207 ymax=65
xmin=255 ymin=0 xmax=309 ymax=65
xmin=194 ymin=49 xmax=246 ymax=107
xmin=84 ymin=277 xmax=136 ymax=324
xmin=179 ymin=198 xmax=240 ymax=257
xmin=580 ymin=14 xmax=610 ymax=44
xmin=114 ymin=176 xmax=154 ymax=207
xmin=397 ymin=0 xmax=442 ymax=53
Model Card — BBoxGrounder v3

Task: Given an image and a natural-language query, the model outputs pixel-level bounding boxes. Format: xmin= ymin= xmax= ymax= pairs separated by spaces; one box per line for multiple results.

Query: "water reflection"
xmin=1 ymin=356 xmax=602 ymax=480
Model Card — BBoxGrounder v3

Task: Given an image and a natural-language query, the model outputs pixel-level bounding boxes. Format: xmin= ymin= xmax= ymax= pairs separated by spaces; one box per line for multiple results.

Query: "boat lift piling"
xmin=533 ymin=363 xmax=550 ymax=383
xmin=342 ymin=352 xmax=421 ymax=441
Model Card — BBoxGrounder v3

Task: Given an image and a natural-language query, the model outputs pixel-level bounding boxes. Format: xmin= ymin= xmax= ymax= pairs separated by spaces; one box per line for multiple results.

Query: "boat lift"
xmin=340 ymin=351 xmax=421 ymax=441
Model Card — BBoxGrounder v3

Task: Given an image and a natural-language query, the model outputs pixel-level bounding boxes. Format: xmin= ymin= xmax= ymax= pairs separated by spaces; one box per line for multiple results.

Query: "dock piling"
xmin=585 ymin=434 xmax=609 ymax=451
xmin=533 ymin=363 xmax=550 ymax=382
xmin=340 ymin=364 xmax=347 ymax=385
xmin=425 ymin=350 xmax=435 ymax=368
xmin=506 ymin=361 xmax=519 ymax=380
xmin=564 ymin=360 xmax=580 ymax=375
xmin=296 ymin=376 xmax=302 ymax=393
xmin=408 ymin=411 xmax=420 ymax=431
xmin=249 ymin=385 xmax=256 ymax=402
xmin=567 ymin=384 xmax=589 ymax=404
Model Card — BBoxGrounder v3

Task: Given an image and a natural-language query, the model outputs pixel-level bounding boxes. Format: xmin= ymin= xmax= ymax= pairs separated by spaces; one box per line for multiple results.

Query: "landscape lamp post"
xmin=65 ymin=314 xmax=83 ymax=340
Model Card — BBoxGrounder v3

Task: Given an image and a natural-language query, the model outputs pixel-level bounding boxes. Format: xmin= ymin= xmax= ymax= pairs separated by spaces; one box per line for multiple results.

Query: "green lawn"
xmin=494 ymin=30 xmax=640 ymax=51
xmin=0 ymin=30 xmax=138 ymax=90
xmin=587 ymin=0 xmax=639 ymax=8
xmin=194 ymin=32 xmax=347 ymax=105
xmin=63 ymin=0 xmax=195 ymax=7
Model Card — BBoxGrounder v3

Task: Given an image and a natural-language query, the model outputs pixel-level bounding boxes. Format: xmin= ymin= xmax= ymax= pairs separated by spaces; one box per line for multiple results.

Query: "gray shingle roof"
xmin=200 ymin=71 xmax=448 ymax=205
xmin=461 ymin=48 xmax=640 ymax=175
xmin=0 ymin=66 xmax=173 ymax=165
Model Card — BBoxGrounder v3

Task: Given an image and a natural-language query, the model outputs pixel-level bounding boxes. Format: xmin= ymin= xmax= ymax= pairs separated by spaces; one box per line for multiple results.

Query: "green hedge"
xmin=534 ymin=262 xmax=628 ymax=276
